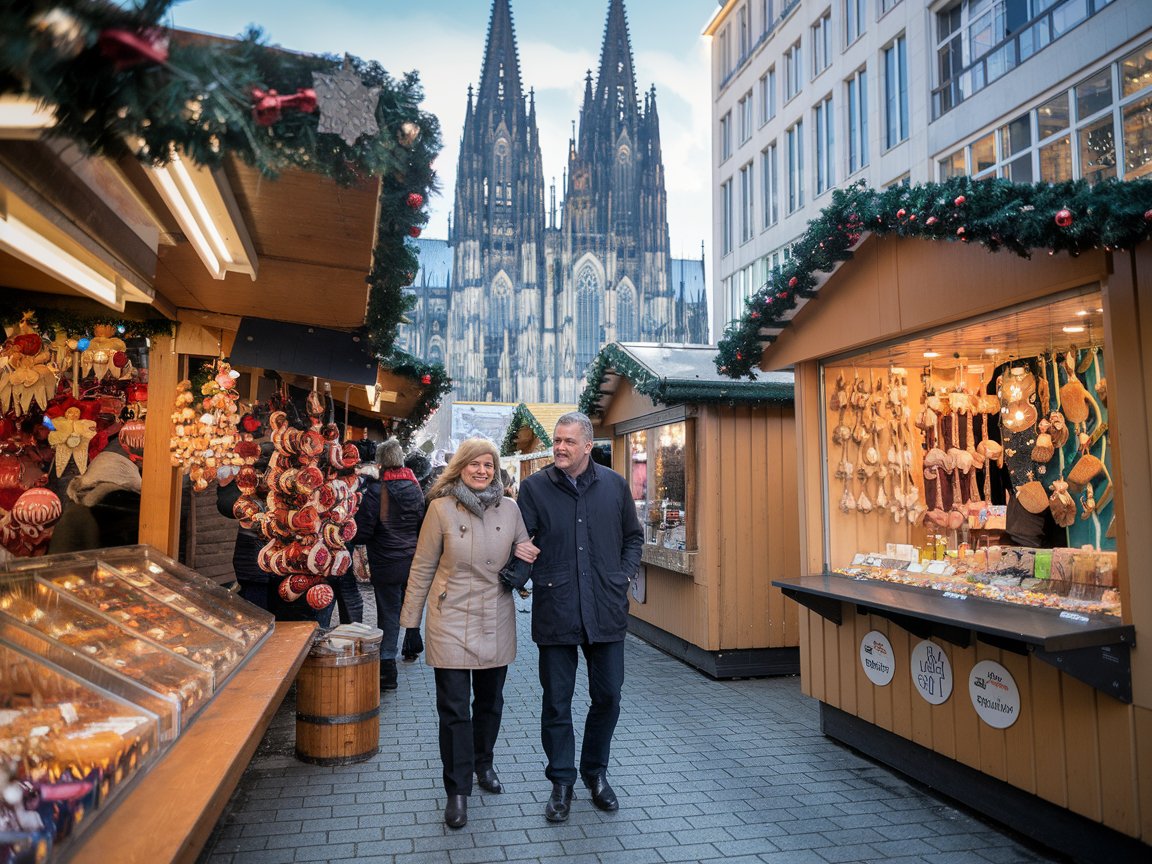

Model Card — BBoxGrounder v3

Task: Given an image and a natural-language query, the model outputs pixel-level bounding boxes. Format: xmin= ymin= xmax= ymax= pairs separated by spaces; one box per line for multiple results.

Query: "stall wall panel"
xmin=800 ymin=606 xmax=1148 ymax=839
xmin=139 ymin=334 xmax=182 ymax=555
xmin=1103 ymin=247 xmax=1152 ymax=702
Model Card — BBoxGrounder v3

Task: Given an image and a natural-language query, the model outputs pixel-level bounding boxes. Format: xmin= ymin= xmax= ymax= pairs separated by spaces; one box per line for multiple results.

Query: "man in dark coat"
xmin=516 ymin=411 xmax=643 ymax=823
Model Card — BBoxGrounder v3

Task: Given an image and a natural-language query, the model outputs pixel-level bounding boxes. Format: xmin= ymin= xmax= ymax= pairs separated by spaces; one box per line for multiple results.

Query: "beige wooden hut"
xmin=580 ymin=342 xmax=798 ymax=677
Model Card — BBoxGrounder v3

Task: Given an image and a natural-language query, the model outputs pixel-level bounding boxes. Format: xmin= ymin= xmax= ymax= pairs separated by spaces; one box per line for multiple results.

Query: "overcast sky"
xmin=171 ymin=0 xmax=716 ymax=266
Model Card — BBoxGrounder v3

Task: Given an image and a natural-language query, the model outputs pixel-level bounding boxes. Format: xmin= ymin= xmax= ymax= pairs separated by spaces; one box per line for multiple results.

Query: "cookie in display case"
xmin=0 ymin=641 xmax=161 ymax=863
xmin=0 ymin=575 xmax=209 ymax=739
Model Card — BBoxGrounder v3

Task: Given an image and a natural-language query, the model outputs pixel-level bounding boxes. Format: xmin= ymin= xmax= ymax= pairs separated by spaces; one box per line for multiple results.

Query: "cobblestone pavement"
xmin=197 ymin=586 xmax=1064 ymax=864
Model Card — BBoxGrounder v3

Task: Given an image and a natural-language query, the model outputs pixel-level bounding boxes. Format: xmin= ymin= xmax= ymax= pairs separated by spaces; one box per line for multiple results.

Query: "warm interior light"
xmin=145 ymin=148 xmax=257 ymax=280
xmin=0 ymin=212 xmax=122 ymax=309
xmin=984 ymin=347 xmax=999 ymax=355
xmin=922 ymin=351 xmax=940 ymax=358
xmin=0 ymin=96 xmax=56 ymax=138
xmin=1062 ymin=325 xmax=1085 ymax=334
xmin=1075 ymin=309 xmax=1089 ymax=316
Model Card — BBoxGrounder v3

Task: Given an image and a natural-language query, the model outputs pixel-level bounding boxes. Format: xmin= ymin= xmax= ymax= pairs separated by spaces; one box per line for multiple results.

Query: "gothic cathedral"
xmin=403 ymin=0 xmax=708 ymax=402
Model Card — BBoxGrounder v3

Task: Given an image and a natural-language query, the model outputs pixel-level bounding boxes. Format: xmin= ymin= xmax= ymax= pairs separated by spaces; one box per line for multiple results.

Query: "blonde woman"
xmin=400 ymin=438 xmax=537 ymax=828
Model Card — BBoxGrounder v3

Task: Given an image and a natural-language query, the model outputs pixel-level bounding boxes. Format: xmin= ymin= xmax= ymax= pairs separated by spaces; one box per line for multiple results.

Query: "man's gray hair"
xmin=376 ymin=438 xmax=405 ymax=468
xmin=555 ymin=411 xmax=594 ymax=442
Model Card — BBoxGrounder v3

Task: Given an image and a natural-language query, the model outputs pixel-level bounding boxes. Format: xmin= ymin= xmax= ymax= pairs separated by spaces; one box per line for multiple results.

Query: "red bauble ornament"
xmin=306 ymin=583 xmax=334 ymax=610
xmin=954 ymin=195 xmax=966 ymax=206
xmin=112 ymin=351 xmax=128 ymax=369
xmin=1144 ymin=209 xmax=1152 ymax=222
xmin=406 ymin=193 xmax=424 ymax=209
xmin=750 ymin=311 xmax=760 ymax=320
xmin=1054 ymin=208 xmax=1073 ymax=228
xmin=956 ymin=226 xmax=966 ymax=235
xmin=735 ymin=351 xmax=743 ymax=361
xmin=408 ymin=226 xmax=421 ymax=238
xmin=788 ymin=276 xmax=798 ymax=288
xmin=926 ymin=216 xmax=938 ymax=226
xmin=896 ymin=208 xmax=906 ymax=219
xmin=421 ymin=374 xmax=432 ymax=385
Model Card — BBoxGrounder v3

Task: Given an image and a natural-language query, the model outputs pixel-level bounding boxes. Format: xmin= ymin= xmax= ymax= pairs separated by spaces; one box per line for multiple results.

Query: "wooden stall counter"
xmin=69 ymin=621 xmax=317 ymax=864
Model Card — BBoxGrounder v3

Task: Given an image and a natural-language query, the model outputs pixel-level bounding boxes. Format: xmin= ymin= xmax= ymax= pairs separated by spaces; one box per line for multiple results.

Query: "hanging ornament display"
xmin=311 ymin=64 xmax=382 ymax=146
xmin=168 ymin=361 xmax=251 ymax=492
xmin=250 ymin=87 xmax=318 ymax=126
xmin=47 ymin=407 xmax=97 ymax=476
xmin=0 ymin=486 xmax=62 ymax=557
xmin=79 ymin=324 xmax=133 ymax=381
xmin=0 ymin=317 xmax=61 ymax=416
xmin=235 ymin=390 xmax=361 ymax=609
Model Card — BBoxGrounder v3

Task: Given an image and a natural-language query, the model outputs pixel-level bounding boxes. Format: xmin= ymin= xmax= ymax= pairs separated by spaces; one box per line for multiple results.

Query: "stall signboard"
xmin=911 ymin=640 xmax=953 ymax=705
xmin=859 ymin=630 xmax=895 ymax=686
xmin=968 ymin=660 xmax=1020 ymax=728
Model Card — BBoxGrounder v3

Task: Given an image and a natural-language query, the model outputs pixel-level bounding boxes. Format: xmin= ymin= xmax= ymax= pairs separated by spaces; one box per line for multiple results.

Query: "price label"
xmin=1058 ymin=611 xmax=1090 ymax=624
xmin=942 ymin=591 xmax=967 ymax=600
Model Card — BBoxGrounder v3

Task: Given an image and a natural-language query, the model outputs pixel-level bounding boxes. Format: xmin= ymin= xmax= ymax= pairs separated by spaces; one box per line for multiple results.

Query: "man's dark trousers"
xmin=538 ymin=640 xmax=625 ymax=785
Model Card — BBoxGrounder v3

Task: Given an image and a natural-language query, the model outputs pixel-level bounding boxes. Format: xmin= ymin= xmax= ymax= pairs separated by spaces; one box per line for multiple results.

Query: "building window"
xmin=812 ymin=10 xmax=832 ymax=78
xmin=814 ymin=95 xmax=835 ymax=195
xmin=575 ymin=265 xmax=601 ymax=375
xmin=933 ymin=0 xmax=1114 ymax=119
xmin=719 ymin=25 xmax=731 ymax=80
xmin=880 ymin=0 xmax=901 ymax=12
xmin=617 ymin=283 xmax=637 ymax=342
xmin=739 ymin=90 xmax=754 ymax=144
xmin=847 ymin=68 xmax=869 ymax=174
xmin=761 ymin=0 xmax=776 ymax=35
xmin=628 ymin=423 xmax=694 ymax=551
xmin=844 ymin=0 xmax=866 ymax=45
xmin=760 ymin=68 xmax=777 ymax=125
xmin=784 ymin=40 xmax=802 ymax=102
xmin=938 ymin=147 xmax=966 ymax=179
xmin=740 ymin=161 xmax=755 ymax=243
xmin=884 ymin=34 xmax=909 ymax=149
xmin=787 ymin=120 xmax=805 ymax=213
xmin=739 ymin=3 xmax=751 ymax=60
xmin=720 ymin=111 xmax=732 ymax=162
xmin=762 ymin=142 xmax=779 ymax=228
xmin=721 ymin=179 xmax=734 ymax=256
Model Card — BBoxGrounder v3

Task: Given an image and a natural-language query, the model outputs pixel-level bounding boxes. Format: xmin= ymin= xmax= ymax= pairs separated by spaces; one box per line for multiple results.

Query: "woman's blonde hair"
xmin=426 ymin=437 xmax=501 ymax=500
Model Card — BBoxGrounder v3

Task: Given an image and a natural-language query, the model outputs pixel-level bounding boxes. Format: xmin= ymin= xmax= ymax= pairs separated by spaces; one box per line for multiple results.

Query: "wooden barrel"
xmin=295 ymin=650 xmax=380 ymax=765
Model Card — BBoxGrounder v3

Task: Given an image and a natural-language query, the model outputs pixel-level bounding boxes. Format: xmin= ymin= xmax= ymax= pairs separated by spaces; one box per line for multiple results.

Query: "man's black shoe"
xmin=379 ymin=659 xmax=398 ymax=691
xmin=444 ymin=793 xmax=467 ymax=828
xmin=583 ymin=773 xmax=619 ymax=811
xmin=476 ymin=767 xmax=503 ymax=793
xmin=544 ymin=783 xmax=574 ymax=822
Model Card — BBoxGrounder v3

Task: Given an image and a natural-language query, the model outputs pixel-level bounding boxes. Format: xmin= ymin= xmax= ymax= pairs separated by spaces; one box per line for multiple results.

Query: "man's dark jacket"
xmin=353 ymin=475 xmax=425 ymax=584
xmin=517 ymin=461 xmax=643 ymax=645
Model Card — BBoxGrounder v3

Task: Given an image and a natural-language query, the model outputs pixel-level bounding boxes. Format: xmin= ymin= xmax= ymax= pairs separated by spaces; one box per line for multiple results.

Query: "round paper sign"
xmin=968 ymin=660 xmax=1021 ymax=728
xmin=859 ymin=630 xmax=895 ymax=686
xmin=911 ymin=640 xmax=953 ymax=705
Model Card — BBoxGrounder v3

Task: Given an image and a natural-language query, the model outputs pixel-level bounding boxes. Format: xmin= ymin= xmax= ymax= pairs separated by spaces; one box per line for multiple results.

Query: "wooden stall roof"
xmin=580 ymin=342 xmax=794 ymax=418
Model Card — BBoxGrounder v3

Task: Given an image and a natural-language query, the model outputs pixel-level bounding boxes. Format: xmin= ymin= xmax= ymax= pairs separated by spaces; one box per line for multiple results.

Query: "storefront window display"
xmin=628 ymin=421 xmax=692 ymax=551
xmin=820 ymin=289 xmax=1118 ymax=618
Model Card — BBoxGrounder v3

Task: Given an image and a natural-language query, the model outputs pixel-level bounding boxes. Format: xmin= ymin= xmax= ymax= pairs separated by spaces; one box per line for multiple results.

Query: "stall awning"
xmin=228 ymin=317 xmax=378 ymax=385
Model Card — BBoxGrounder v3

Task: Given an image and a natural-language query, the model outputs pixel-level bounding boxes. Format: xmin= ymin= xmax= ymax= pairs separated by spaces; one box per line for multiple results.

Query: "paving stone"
xmin=196 ymin=612 xmax=1064 ymax=864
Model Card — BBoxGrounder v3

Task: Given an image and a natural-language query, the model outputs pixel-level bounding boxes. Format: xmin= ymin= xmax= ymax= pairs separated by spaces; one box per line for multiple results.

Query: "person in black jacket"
xmin=516 ymin=412 xmax=643 ymax=823
xmin=353 ymin=439 xmax=426 ymax=690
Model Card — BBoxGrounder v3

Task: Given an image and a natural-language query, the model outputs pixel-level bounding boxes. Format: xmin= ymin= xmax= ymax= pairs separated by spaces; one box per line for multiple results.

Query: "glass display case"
xmin=0 ymin=641 xmax=161 ymax=863
xmin=628 ymin=422 xmax=690 ymax=550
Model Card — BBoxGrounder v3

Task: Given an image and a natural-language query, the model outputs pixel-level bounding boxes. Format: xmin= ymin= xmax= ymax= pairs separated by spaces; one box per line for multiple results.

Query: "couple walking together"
xmin=399 ymin=412 xmax=644 ymax=828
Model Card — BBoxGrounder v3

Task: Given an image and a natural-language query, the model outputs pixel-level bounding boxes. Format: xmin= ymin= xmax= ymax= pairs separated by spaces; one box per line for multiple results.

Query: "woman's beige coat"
xmin=399 ymin=493 xmax=529 ymax=669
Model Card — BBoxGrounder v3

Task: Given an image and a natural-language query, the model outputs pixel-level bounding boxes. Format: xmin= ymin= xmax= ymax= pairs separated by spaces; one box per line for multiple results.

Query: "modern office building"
xmin=704 ymin=0 xmax=1152 ymax=336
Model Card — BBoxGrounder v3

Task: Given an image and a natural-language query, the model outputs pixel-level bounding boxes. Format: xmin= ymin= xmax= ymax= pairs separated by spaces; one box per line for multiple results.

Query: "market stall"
xmin=716 ymin=179 xmax=1152 ymax=860
xmin=499 ymin=402 xmax=574 ymax=483
xmin=1 ymin=3 xmax=446 ymax=860
xmin=579 ymin=343 xmax=797 ymax=677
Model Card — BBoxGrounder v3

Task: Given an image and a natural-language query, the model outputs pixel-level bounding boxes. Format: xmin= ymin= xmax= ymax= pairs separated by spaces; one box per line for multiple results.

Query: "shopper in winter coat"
xmin=516 ymin=411 xmax=644 ymax=822
xmin=399 ymin=437 xmax=537 ymax=829
xmin=48 ymin=448 xmax=141 ymax=553
xmin=399 ymin=451 xmax=434 ymax=661
xmin=353 ymin=438 xmax=425 ymax=690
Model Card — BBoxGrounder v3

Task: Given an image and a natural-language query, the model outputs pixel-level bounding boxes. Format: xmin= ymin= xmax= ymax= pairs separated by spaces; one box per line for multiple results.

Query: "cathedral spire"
xmin=476 ymin=0 xmax=524 ymax=119
xmin=594 ymin=0 xmax=638 ymax=129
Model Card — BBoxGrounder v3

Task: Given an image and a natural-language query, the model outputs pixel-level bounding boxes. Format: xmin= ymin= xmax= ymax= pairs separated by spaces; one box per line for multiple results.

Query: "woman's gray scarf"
xmin=450 ymin=480 xmax=503 ymax=518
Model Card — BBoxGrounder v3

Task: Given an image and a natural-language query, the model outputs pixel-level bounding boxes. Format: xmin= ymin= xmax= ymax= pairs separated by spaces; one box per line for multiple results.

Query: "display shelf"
xmin=66 ymin=621 xmax=315 ymax=864
xmin=774 ymin=573 xmax=1135 ymax=702
xmin=640 ymin=545 xmax=696 ymax=575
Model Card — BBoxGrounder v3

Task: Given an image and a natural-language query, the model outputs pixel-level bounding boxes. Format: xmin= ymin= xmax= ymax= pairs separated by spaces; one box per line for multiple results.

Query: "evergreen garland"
xmin=580 ymin=342 xmax=793 ymax=417
xmin=0 ymin=299 xmax=174 ymax=340
xmin=500 ymin=403 xmax=552 ymax=456
xmin=380 ymin=349 xmax=451 ymax=446
xmin=1 ymin=0 xmax=441 ymax=369
xmin=715 ymin=177 xmax=1152 ymax=379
